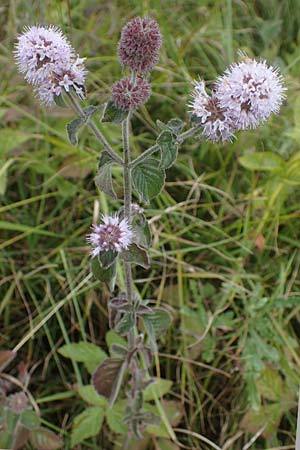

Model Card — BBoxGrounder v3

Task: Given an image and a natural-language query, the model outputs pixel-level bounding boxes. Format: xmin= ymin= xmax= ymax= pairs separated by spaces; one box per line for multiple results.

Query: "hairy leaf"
xmin=91 ymin=257 xmax=117 ymax=292
xmin=66 ymin=117 xmax=83 ymax=146
xmin=101 ymin=100 xmax=128 ymax=124
xmin=157 ymin=130 xmax=178 ymax=169
xmin=122 ymin=243 xmax=150 ymax=268
xmin=92 ymin=358 xmax=127 ymax=403
xmin=132 ymin=158 xmax=165 ymax=204
xmin=115 ymin=312 xmax=135 ymax=335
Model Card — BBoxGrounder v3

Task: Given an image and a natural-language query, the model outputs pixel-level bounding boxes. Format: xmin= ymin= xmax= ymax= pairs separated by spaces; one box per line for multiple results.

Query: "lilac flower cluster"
xmin=111 ymin=17 xmax=162 ymax=111
xmin=190 ymin=57 xmax=285 ymax=142
xmin=14 ymin=25 xmax=86 ymax=105
xmin=87 ymin=215 xmax=133 ymax=256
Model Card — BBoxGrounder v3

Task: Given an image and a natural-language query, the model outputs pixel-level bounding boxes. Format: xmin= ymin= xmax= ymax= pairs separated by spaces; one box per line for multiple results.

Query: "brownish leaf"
xmin=92 ymin=358 xmax=124 ymax=399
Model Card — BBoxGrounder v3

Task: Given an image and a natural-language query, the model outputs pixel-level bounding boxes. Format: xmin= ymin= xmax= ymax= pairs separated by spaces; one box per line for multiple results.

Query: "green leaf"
xmin=82 ymin=105 xmax=98 ymax=121
xmin=122 ymin=243 xmax=150 ymax=269
xmin=106 ymin=400 xmax=128 ymax=435
xmin=29 ymin=427 xmax=63 ymax=450
xmin=94 ymin=151 xmax=117 ymax=198
xmin=58 ymin=342 xmax=107 ymax=372
xmin=256 ymin=365 xmax=283 ymax=402
xmin=77 ymin=385 xmax=108 ymax=407
xmin=166 ymin=118 xmax=184 ymax=135
xmin=132 ymin=216 xmax=152 ymax=249
xmin=66 ymin=118 xmax=83 ymax=146
xmin=106 ymin=330 xmax=127 ymax=350
xmin=239 ymin=152 xmax=285 ymax=171
xmin=132 ymin=158 xmax=165 ymax=204
xmin=71 ymin=407 xmax=104 ymax=447
xmin=20 ymin=410 xmax=40 ymax=430
xmin=101 ymin=100 xmax=128 ymax=124
xmin=91 ymin=257 xmax=117 ymax=292
xmin=115 ymin=313 xmax=135 ymax=335
xmin=144 ymin=378 xmax=173 ymax=401
xmin=98 ymin=249 xmax=118 ymax=269
xmin=145 ymin=401 xmax=183 ymax=438
xmin=155 ymin=439 xmax=180 ymax=450
xmin=143 ymin=308 xmax=172 ymax=351
xmin=157 ymin=130 xmax=178 ymax=169
xmin=0 ymin=129 xmax=30 ymax=157
xmin=240 ymin=403 xmax=282 ymax=438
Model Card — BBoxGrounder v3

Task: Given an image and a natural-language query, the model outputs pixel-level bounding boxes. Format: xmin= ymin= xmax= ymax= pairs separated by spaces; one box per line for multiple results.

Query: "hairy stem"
xmin=122 ymin=114 xmax=135 ymax=347
xmin=66 ymin=91 xmax=123 ymax=166
xmin=129 ymin=124 xmax=201 ymax=168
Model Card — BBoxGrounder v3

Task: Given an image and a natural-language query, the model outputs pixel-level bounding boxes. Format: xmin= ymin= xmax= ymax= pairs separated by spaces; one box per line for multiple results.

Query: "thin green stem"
xmin=129 ymin=124 xmax=201 ymax=168
xmin=66 ymin=91 xmax=123 ymax=166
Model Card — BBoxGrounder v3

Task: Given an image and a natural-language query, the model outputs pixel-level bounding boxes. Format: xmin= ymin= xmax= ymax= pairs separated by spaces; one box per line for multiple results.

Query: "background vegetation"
xmin=1 ymin=0 xmax=300 ymax=448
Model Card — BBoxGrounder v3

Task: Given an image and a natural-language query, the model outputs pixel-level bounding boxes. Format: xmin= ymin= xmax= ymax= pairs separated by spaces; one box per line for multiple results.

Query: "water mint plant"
xmin=13 ymin=18 xmax=286 ymax=449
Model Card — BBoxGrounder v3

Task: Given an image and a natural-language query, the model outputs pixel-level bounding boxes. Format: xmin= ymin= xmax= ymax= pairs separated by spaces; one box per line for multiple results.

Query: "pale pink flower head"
xmin=215 ymin=57 xmax=285 ymax=130
xmin=14 ymin=25 xmax=74 ymax=85
xmin=118 ymin=17 xmax=162 ymax=72
xmin=190 ymin=80 xmax=236 ymax=142
xmin=87 ymin=215 xmax=133 ymax=257
xmin=112 ymin=77 xmax=151 ymax=110
xmin=14 ymin=25 xmax=87 ymax=106
xmin=35 ymin=56 xmax=86 ymax=105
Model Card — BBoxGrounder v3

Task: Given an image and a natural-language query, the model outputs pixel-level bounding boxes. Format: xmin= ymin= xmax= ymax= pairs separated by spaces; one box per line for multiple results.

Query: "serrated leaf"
xmin=91 ymin=257 xmax=117 ymax=292
xmin=132 ymin=158 xmax=165 ymax=204
xmin=29 ymin=427 xmax=63 ymax=450
xmin=122 ymin=243 xmax=150 ymax=268
xmin=92 ymin=358 xmax=126 ymax=403
xmin=94 ymin=151 xmax=117 ymax=198
xmin=20 ymin=410 xmax=40 ymax=430
xmin=66 ymin=117 xmax=83 ymax=146
xmin=101 ymin=100 xmax=128 ymax=124
xmin=239 ymin=152 xmax=285 ymax=172
xmin=143 ymin=308 xmax=172 ymax=351
xmin=77 ymin=385 xmax=108 ymax=407
xmin=132 ymin=217 xmax=152 ymax=249
xmin=157 ymin=130 xmax=178 ymax=169
xmin=144 ymin=378 xmax=173 ymax=401
xmin=58 ymin=342 xmax=107 ymax=371
xmin=106 ymin=400 xmax=128 ymax=435
xmin=71 ymin=407 xmax=104 ymax=447
xmin=115 ymin=313 xmax=135 ymax=335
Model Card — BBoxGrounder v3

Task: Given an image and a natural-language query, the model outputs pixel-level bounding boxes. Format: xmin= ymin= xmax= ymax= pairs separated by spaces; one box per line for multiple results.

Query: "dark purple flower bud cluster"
xmin=112 ymin=76 xmax=151 ymax=110
xmin=118 ymin=16 xmax=162 ymax=72
xmin=111 ymin=17 xmax=162 ymax=111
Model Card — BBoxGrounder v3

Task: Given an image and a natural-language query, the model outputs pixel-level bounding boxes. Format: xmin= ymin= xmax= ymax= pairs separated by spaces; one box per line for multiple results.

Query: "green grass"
xmin=1 ymin=0 xmax=300 ymax=448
